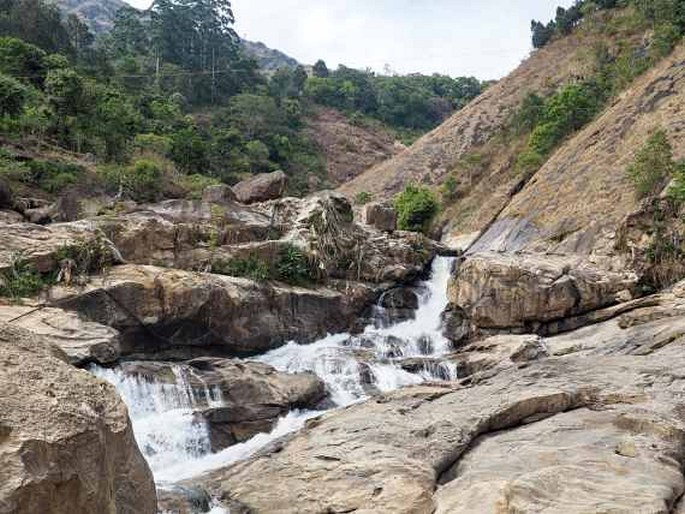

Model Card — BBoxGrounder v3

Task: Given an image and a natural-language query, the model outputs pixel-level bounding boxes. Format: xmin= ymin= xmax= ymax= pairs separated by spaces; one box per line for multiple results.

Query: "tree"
xmin=627 ymin=130 xmax=675 ymax=198
xmin=0 ymin=0 xmax=72 ymax=54
xmin=394 ymin=185 xmax=439 ymax=233
xmin=91 ymin=86 xmax=142 ymax=162
xmin=312 ymin=59 xmax=329 ymax=78
xmin=531 ymin=20 xmax=554 ymax=48
xmin=108 ymin=6 xmax=150 ymax=57
xmin=0 ymin=73 xmax=28 ymax=117
xmin=0 ymin=37 xmax=47 ymax=87
xmin=292 ymin=65 xmax=308 ymax=96
xmin=65 ymin=14 xmax=94 ymax=59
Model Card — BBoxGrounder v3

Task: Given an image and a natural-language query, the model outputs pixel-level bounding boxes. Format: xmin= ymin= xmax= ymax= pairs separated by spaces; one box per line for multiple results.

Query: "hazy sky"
xmin=124 ymin=1 xmax=573 ymax=79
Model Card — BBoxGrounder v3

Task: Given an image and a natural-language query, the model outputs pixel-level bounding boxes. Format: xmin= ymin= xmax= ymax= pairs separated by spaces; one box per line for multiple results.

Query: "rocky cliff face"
xmin=0 ymin=324 xmax=156 ymax=514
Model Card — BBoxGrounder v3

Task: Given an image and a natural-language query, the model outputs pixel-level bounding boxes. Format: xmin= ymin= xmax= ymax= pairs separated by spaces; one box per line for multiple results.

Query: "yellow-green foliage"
xmin=627 ymin=130 xmax=674 ymax=198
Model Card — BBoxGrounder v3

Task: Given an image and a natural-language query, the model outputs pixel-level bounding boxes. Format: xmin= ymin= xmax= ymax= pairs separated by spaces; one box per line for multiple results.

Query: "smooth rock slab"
xmin=0 ymin=306 xmax=121 ymax=366
xmin=203 ymin=306 xmax=685 ymax=513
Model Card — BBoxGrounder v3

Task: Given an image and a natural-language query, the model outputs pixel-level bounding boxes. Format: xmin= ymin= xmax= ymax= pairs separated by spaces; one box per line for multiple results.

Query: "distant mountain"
xmin=54 ymin=0 xmax=127 ymax=33
xmin=52 ymin=0 xmax=302 ymax=71
xmin=239 ymin=40 xmax=300 ymax=72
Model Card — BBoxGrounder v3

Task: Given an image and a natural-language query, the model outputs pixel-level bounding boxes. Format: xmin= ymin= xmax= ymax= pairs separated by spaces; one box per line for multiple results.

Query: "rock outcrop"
xmin=361 ymin=202 xmax=397 ymax=232
xmin=0 ymin=324 xmax=156 ymax=514
xmin=0 ymin=306 xmax=120 ymax=366
xmin=116 ymin=358 xmax=325 ymax=452
xmin=204 ymin=286 xmax=685 ymax=512
xmin=188 ymin=358 xmax=325 ymax=450
xmin=50 ymin=264 xmax=368 ymax=359
xmin=233 ymin=170 xmax=287 ymax=204
xmin=449 ymin=252 xmax=637 ymax=333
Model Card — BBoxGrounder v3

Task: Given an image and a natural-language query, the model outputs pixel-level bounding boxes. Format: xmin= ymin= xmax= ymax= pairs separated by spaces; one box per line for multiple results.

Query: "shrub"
xmin=441 ymin=175 xmax=459 ymax=200
xmin=276 ymin=244 xmax=316 ymax=285
xmin=134 ymin=133 xmax=173 ymax=156
xmin=54 ymin=235 xmax=114 ymax=282
xmin=627 ymin=130 xmax=674 ymax=198
xmin=652 ymin=23 xmax=682 ymax=57
xmin=100 ymin=159 xmax=163 ymax=202
xmin=515 ymin=148 xmax=546 ymax=175
xmin=0 ymin=257 xmax=51 ymax=299
xmin=510 ymin=92 xmax=545 ymax=135
xmin=394 ymin=185 xmax=439 ymax=233
xmin=213 ymin=254 xmax=271 ymax=282
xmin=354 ymin=191 xmax=374 ymax=205
xmin=25 ymin=159 xmax=84 ymax=193
xmin=176 ymin=174 xmax=221 ymax=200
xmin=667 ymin=160 xmax=685 ymax=205
xmin=0 ymin=73 xmax=28 ymax=117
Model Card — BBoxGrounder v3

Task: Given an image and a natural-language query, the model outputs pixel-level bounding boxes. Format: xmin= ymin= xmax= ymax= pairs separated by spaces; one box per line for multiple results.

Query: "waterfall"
xmin=257 ymin=256 xmax=457 ymax=406
xmin=93 ymin=255 xmax=457 ymax=488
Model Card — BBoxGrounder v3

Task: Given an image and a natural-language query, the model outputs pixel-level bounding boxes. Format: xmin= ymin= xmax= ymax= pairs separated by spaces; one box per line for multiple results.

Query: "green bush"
xmin=276 ymin=244 xmax=316 ymax=285
xmin=213 ymin=254 xmax=271 ymax=282
xmin=627 ymin=130 xmax=674 ymax=198
xmin=354 ymin=191 xmax=374 ymax=205
xmin=24 ymin=159 xmax=84 ymax=193
xmin=0 ymin=258 xmax=51 ymax=299
xmin=441 ymin=175 xmax=459 ymax=200
xmin=394 ymin=185 xmax=439 ymax=233
xmin=54 ymin=235 xmax=114 ymax=279
xmin=176 ymin=174 xmax=221 ymax=200
xmin=100 ymin=159 xmax=163 ymax=202
xmin=0 ymin=73 xmax=28 ymax=117
xmin=515 ymin=149 xmax=546 ymax=175
xmin=528 ymin=84 xmax=602 ymax=156
xmin=667 ymin=160 xmax=685 ymax=205
xmin=134 ymin=133 xmax=173 ymax=156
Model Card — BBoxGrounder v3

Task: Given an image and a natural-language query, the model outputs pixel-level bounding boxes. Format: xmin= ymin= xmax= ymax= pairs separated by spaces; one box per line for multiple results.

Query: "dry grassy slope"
xmin=338 ymin=27 xmax=603 ymax=200
xmin=304 ymin=108 xmax=404 ymax=186
xmin=469 ymin=43 xmax=685 ymax=256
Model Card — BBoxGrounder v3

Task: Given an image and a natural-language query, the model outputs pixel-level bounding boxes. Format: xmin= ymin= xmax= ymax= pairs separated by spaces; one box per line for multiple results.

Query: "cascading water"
xmin=258 ymin=256 xmax=458 ymax=406
xmin=93 ymin=256 xmax=457 ymax=490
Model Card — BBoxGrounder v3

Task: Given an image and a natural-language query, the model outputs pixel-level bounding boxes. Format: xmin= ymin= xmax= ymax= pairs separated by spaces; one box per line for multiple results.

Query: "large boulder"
xmin=0 ymin=306 xmax=121 ymax=366
xmin=202 ymin=298 xmax=685 ymax=512
xmin=361 ymin=202 xmax=397 ymax=232
xmin=233 ymin=170 xmax=287 ymax=204
xmin=449 ymin=252 xmax=637 ymax=333
xmin=187 ymin=358 xmax=325 ymax=450
xmin=288 ymin=191 xmax=436 ymax=283
xmin=0 ymin=324 xmax=156 ymax=514
xmin=116 ymin=358 xmax=325 ymax=452
xmin=51 ymin=264 xmax=368 ymax=359
xmin=202 ymin=184 xmax=237 ymax=204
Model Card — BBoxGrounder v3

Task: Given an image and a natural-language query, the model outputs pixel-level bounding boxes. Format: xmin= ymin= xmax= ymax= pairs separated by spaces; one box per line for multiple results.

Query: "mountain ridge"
xmin=52 ymin=0 xmax=302 ymax=70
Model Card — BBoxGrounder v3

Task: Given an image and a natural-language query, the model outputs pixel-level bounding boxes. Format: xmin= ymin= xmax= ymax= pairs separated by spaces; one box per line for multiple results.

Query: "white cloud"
xmin=124 ymin=0 xmax=574 ymax=79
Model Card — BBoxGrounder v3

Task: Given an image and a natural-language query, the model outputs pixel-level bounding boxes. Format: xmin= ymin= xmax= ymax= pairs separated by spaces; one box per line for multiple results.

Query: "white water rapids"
xmin=92 ymin=256 xmax=457 ymax=490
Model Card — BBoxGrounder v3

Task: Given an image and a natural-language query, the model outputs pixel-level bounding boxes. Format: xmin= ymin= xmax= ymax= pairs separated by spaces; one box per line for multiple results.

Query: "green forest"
xmin=0 ymin=0 xmax=485 ymax=200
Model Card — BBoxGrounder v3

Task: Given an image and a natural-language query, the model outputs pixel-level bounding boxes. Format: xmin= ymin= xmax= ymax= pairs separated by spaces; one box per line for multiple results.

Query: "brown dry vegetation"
xmin=304 ymin=107 xmax=404 ymax=185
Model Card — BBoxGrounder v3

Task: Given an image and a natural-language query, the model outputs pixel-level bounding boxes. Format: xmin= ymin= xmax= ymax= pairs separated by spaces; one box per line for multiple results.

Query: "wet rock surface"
xmin=117 ymin=358 xmax=326 ymax=452
xmin=0 ymin=324 xmax=156 ymax=514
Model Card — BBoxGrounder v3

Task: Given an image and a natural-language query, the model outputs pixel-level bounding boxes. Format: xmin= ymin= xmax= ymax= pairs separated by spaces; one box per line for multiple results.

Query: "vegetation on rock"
xmin=394 ymin=185 xmax=439 ymax=233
